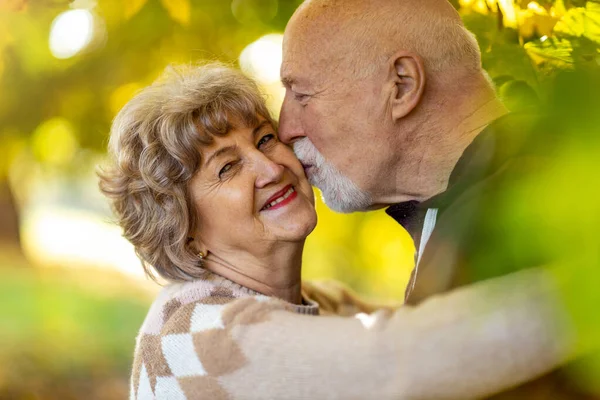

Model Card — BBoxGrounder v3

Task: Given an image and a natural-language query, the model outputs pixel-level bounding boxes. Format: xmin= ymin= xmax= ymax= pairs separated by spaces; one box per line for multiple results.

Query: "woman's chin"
xmin=299 ymin=215 xmax=318 ymax=239
xmin=300 ymin=209 xmax=318 ymax=238
xmin=259 ymin=192 xmax=316 ymax=234
xmin=266 ymin=210 xmax=317 ymax=242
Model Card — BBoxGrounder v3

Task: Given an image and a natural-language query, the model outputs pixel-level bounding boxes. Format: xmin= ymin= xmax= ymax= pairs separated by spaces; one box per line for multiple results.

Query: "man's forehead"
xmin=281 ymin=37 xmax=337 ymax=88
xmin=281 ymin=45 xmax=314 ymax=87
xmin=281 ymin=1 xmax=354 ymax=87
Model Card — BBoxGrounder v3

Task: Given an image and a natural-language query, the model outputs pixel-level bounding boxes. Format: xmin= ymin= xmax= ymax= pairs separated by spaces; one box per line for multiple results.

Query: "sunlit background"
xmin=1 ymin=0 xmax=599 ymax=398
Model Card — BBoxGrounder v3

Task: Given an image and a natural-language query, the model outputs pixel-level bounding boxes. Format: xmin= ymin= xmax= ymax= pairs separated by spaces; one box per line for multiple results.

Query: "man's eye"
xmin=257 ymin=134 xmax=276 ymax=149
xmin=294 ymin=93 xmax=310 ymax=102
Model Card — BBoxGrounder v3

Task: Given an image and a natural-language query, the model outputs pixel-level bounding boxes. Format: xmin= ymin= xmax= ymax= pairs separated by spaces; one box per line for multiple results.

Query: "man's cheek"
xmin=305 ymin=131 xmax=327 ymax=156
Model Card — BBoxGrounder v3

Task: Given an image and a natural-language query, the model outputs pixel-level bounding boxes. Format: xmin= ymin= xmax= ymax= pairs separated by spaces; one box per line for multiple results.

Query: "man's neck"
xmin=382 ymin=89 xmax=508 ymax=206
xmin=450 ymin=96 xmax=509 ymax=147
xmin=430 ymin=95 xmax=508 ymax=192
xmin=202 ymin=243 xmax=304 ymax=305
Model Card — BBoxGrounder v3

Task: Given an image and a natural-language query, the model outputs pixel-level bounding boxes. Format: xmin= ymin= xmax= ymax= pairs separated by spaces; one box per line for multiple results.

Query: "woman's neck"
xmin=201 ymin=242 xmax=304 ymax=305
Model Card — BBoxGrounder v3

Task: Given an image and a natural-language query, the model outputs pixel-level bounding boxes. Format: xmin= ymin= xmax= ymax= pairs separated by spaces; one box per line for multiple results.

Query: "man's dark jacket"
xmin=387 ymin=112 xmax=598 ymax=399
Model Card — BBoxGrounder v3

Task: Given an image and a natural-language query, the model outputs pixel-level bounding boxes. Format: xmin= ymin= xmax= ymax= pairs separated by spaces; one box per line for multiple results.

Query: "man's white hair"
xmin=293 ymin=138 xmax=372 ymax=213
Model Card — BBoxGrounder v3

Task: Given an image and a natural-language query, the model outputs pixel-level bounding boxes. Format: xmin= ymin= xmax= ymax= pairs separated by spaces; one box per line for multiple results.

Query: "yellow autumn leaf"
xmin=554 ymin=2 xmax=600 ymax=45
xmin=497 ymin=0 xmax=518 ymax=28
xmin=160 ymin=0 xmax=191 ymax=26
xmin=459 ymin=0 xmax=490 ymax=15
xmin=124 ymin=0 xmax=148 ymax=20
xmin=524 ymin=37 xmax=573 ymax=68
xmin=518 ymin=9 xmax=558 ymax=39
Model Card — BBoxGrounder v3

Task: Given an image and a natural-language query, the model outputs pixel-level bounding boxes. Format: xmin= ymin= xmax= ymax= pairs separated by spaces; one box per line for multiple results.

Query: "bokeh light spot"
xmin=21 ymin=207 xmax=144 ymax=278
xmin=31 ymin=117 xmax=78 ymax=166
xmin=239 ymin=33 xmax=283 ymax=85
xmin=49 ymin=9 xmax=95 ymax=59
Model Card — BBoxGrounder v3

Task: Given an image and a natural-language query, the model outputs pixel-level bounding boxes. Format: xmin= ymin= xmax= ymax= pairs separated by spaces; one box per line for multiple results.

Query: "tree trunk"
xmin=0 ymin=179 xmax=22 ymax=255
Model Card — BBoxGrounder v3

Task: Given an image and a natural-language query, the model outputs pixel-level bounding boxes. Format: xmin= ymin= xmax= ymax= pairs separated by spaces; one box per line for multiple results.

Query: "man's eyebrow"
xmin=204 ymin=145 xmax=237 ymax=167
xmin=281 ymin=76 xmax=295 ymax=88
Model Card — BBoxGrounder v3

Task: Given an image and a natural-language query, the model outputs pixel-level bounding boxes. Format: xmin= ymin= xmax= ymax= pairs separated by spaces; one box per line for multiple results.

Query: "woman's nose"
xmin=254 ymin=154 xmax=285 ymax=188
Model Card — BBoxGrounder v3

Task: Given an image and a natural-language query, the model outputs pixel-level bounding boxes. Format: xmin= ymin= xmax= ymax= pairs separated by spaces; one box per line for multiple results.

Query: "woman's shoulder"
xmin=137 ymin=271 xmax=271 ymax=337
xmin=131 ymin=274 xmax=285 ymax=399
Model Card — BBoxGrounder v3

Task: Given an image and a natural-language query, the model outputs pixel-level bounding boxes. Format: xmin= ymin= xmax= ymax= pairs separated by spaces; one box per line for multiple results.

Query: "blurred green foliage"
xmin=0 ymin=0 xmax=599 ymax=399
xmin=0 ymin=266 xmax=149 ymax=399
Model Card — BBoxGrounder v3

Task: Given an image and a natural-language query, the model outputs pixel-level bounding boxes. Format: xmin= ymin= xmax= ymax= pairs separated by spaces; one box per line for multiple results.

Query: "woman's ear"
xmin=186 ymin=236 xmax=208 ymax=258
xmin=389 ymin=52 xmax=426 ymax=121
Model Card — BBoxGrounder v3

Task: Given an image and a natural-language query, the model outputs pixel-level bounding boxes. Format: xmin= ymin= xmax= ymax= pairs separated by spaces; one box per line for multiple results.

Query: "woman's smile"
xmin=260 ymin=184 xmax=298 ymax=211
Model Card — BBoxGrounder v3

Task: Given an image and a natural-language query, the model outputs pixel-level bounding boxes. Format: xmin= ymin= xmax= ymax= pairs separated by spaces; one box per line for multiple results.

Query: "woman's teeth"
xmin=263 ymin=187 xmax=295 ymax=210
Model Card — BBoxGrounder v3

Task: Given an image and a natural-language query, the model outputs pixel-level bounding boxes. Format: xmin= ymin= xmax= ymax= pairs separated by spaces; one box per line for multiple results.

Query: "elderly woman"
xmin=99 ymin=63 xmax=572 ymax=400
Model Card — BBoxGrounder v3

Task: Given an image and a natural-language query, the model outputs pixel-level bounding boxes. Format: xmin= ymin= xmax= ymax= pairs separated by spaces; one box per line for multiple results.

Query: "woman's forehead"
xmin=198 ymin=114 xmax=270 ymax=139
xmin=196 ymin=117 xmax=273 ymax=153
xmin=228 ymin=114 xmax=270 ymax=130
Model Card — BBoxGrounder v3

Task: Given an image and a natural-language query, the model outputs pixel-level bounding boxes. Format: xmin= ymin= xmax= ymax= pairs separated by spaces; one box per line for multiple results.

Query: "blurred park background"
xmin=0 ymin=0 xmax=599 ymax=398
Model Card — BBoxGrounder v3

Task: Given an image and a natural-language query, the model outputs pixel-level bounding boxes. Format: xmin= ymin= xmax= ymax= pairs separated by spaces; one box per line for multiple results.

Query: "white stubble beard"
xmin=293 ymin=138 xmax=372 ymax=213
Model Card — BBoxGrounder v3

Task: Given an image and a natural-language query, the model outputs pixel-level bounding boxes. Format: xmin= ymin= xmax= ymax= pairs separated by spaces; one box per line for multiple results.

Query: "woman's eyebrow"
xmin=204 ymin=145 xmax=237 ymax=167
xmin=253 ymin=120 xmax=271 ymax=138
xmin=203 ymin=122 xmax=270 ymax=167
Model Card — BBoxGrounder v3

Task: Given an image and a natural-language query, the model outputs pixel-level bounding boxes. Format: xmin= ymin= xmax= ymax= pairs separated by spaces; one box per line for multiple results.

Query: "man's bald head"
xmin=279 ymin=0 xmax=500 ymax=210
xmin=285 ymin=0 xmax=482 ymax=80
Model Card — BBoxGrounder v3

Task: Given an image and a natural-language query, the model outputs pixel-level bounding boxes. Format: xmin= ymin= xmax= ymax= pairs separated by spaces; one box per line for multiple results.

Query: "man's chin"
xmin=305 ymin=172 xmax=321 ymax=190
xmin=316 ymin=186 xmax=355 ymax=214
xmin=321 ymin=195 xmax=355 ymax=213
xmin=309 ymin=172 xmax=373 ymax=213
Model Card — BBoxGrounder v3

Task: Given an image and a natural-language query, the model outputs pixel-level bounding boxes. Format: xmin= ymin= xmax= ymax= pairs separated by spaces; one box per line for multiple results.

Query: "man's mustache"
xmin=292 ymin=138 xmax=319 ymax=166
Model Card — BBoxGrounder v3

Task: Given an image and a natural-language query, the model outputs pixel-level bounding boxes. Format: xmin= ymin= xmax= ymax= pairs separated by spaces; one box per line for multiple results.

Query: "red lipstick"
xmin=261 ymin=184 xmax=298 ymax=211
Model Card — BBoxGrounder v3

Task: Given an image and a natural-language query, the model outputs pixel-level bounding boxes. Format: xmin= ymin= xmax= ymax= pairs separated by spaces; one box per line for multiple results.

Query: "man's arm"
xmin=302 ymin=279 xmax=402 ymax=316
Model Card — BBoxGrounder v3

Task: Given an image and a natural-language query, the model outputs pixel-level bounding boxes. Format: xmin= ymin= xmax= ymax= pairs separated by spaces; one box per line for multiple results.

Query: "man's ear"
xmin=389 ymin=52 xmax=426 ymax=121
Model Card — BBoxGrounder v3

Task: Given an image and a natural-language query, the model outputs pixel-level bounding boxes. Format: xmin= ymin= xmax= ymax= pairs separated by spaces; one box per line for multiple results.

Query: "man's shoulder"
xmin=406 ymin=112 xmax=560 ymax=302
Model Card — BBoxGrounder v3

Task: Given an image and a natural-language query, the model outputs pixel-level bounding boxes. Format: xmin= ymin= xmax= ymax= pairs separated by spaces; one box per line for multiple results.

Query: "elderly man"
xmin=279 ymin=0 xmax=597 ymax=398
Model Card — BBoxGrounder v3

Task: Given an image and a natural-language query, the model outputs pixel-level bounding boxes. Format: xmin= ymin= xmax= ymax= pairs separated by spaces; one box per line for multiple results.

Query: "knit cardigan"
xmin=130 ymin=268 xmax=572 ymax=400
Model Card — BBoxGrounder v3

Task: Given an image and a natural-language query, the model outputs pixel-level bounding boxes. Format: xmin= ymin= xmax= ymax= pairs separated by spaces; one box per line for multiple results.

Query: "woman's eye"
xmin=257 ymin=134 xmax=276 ymax=149
xmin=218 ymin=162 xmax=234 ymax=178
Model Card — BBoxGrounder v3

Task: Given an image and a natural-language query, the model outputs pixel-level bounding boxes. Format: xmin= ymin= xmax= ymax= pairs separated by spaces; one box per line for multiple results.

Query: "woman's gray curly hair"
xmin=98 ymin=62 xmax=274 ymax=281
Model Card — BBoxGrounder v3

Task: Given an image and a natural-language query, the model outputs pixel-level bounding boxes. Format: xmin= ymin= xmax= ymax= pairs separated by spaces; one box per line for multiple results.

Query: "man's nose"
xmin=254 ymin=153 xmax=285 ymax=188
xmin=278 ymin=93 xmax=305 ymax=145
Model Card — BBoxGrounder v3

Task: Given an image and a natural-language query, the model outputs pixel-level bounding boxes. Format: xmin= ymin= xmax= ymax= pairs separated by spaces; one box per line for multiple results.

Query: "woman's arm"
xmin=132 ymin=268 xmax=575 ymax=400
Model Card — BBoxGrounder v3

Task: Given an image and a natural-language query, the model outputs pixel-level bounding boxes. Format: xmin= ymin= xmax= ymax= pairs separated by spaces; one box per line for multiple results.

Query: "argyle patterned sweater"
xmin=131 ymin=268 xmax=573 ymax=400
